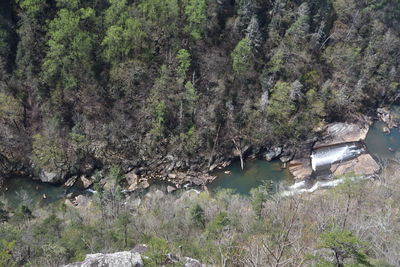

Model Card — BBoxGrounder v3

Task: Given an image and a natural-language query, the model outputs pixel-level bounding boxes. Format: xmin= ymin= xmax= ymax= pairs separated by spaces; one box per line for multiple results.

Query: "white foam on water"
xmin=85 ymin=188 xmax=97 ymax=194
xmin=280 ymin=177 xmax=357 ymax=197
xmin=288 ymin=180 xmax=307 ymax=190
xmin=311 ymin=144 xmax=364 ymax=172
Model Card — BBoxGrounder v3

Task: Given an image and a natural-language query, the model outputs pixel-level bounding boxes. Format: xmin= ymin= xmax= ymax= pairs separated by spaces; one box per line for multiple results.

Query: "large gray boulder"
xmin=64 ymin=251 xmax=143 ymax=267
xmin=39 ymin=171 xmax=63 ymax=183
xmin=314 ymin=122 xmax=369 ymax=149
xmin=263 ymin=147 xmax=282 ymax=161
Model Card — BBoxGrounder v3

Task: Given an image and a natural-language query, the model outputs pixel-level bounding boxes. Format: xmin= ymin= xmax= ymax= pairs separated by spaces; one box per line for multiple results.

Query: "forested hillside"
xmin=0 ymin=0 xmax=399 ymax=182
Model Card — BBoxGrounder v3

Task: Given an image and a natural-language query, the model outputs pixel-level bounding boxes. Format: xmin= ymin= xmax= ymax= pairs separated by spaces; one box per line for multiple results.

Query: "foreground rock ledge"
xmin=63 ymin=251 xmax=143 ymax=267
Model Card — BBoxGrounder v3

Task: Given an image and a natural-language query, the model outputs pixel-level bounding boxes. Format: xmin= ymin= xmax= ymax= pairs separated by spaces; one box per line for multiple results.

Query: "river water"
xmin=1 ymin=110 xmax=400 ymax=207
xmin=209 ymin=111 xmax=400 ymax=195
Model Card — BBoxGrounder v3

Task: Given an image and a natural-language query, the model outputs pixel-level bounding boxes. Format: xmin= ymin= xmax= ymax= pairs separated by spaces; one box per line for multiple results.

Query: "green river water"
xmin=2 ymin=111 xmax=400 ymax=208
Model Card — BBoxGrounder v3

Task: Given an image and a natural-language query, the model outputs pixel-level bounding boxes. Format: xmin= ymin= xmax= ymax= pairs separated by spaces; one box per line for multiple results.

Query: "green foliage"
xmin=0 ymin=240 xmax=16 ymax=267
xmin=17 ymin=0 xmax=47 ymax=17
xmin=109 ymin=165 xmax=124 ymax=184
xmin=175 ymin=126 xmax=201 ymax=155
xmin=56 ymin=0 xmax=80 ymax=10
xmin=33 ymin=214 xmax=63 ymax=242
xmin=150 ymin=100 xmax=167 ymax=140
xmin=319 ymin=228 xmax=372 ymax=267
xmin=102 ymin=0 xmax=145 ymax=64
xmin=102 ymin=19 xmax=145 ymax=64
xmin=190 ymin=203 xmax=205 ymax=228
xmin=250 ymin=187 xmax=267 ymax=220
xmin=11 ymin=205 xmax=33 ymax=224
xmin=231 ymin=37 xmax=253 ymax=76
xmin=285 ymin=2 xmax=310 ymax=48
xmin=184 ymin=0 xmax=207 ymax=40
xmin=104 ymin=0 xmax=129 ymax=26
xmin=32 ymin=134 xmax=66 ymax=172
xmin=268 ymin=48 xmax=284 ymax=74
xmin=176 ymin=49 xmax=191 ymax=81
xmin=0 ymin=93 xmax=23 ymax=123
xmin=184 ymin=81 xmax=198 ymax=112
xmin=205 ymin=211 xmax=230 ymax=237
xmin=138 ymin=0 xmax=179 ymax=40
xmin=266 ymin=81 xmax=296 ymax=135
xmin=143 ymin=236 xmax=170 ymax=266
xmin=41 ymin=6 xmax=96 ymax=90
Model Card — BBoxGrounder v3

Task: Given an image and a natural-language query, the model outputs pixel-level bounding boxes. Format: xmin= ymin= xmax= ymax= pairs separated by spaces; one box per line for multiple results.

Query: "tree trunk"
xmin=232 ymin=139 xmax=244 ymax=170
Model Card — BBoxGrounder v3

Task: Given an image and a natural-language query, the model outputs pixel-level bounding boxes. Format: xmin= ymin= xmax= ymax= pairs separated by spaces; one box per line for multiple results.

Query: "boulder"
xmin=314 ymin=123 xmax=369 ymax=149
xmin=63 ymin=251 xmax=143 ymax=267
xmin=140 ymin=179 xmax=150 ymax=189
xmin=63 ymin=176 xmax=78 ymax=187
xmin=209 ymin=163 xmax=218 ymax=171
xmin=76 ymin=176 xmax=94 ymax=189
xmin=125 ymin=171 xmax=139 ymax=192
xmin=264 ymin=147 xmax=282 ymax=161
xmin=382 ymin=126 xmax=390 ymax=133
xmin=331 ymin=154 xmax=380 ymax=177
xmin=167 ymin=185 xmax=177 ymax=193
xmin=280 ymin=154 xmax=294 ymax=163
xmin=75 ymin=195 xmax=91 ymax=207
xmin=377 ymin=107 xmax=391 ymax=125
xmin=259 ymin=90 xmax=269 ymax=110
xmin=289 ymin=159 xmax=313 ymax=180
xmin=39 ymin=171 xmax=63 ymax=184
xmin=125 ymin=171 xmax=139 ymax=184
xmin=168 ymin=173 xmax=177 ymax=179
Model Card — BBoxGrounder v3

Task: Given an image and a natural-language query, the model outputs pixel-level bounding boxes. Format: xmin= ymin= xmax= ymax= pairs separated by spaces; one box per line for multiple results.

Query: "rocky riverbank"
xmin=1 ymin=108 xmax=397 ymax=197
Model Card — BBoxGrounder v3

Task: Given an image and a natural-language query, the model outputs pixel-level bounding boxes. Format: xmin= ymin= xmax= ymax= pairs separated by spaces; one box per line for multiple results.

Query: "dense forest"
xmin=1 ymin=0 xmax=400 ymax=266
xmin=0 ymin=0 xmax=399 ymax=183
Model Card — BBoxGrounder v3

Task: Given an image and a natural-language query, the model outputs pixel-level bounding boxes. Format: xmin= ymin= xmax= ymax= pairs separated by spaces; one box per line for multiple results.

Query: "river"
xmin=209 ymin=111 xmax=400 ymax=195
xmin=1 ymin=110 xmax=399 ymax=207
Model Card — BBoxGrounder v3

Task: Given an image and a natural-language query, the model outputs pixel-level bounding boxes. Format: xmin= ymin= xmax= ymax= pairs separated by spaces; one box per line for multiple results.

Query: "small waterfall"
xmin=311 ymin=142 xmax=365 ymax=173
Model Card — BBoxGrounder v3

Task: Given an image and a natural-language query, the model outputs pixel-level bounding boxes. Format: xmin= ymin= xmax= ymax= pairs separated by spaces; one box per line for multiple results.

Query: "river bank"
xmin=1 ymin=107 xmax=399 ymax=206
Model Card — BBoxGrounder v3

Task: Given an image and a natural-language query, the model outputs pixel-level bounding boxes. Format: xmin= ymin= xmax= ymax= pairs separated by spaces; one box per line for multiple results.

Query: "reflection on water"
xmin=209 ymin=159 xmax=293 ymax=195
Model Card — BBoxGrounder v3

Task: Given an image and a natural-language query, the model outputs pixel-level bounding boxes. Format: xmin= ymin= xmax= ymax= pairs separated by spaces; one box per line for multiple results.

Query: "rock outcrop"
xmin=39 ymin=171 xmax=63 ymax=183
xmin=63 ymin=244 xmax=207 ymax=267
xmin=377 ymin=107 xmax=398 ymax=129
xmin=288 ymin=158 xmax=313 ymax=180
xmin=314 ymin=123 xmax=369 ymax=149
xmin=63 ymin=251 xmax=143 ymax=267
xmin=289 ymin=122 xmax=380 ymax=180
xmin=330 ymin=154 xmax=380 ymax=177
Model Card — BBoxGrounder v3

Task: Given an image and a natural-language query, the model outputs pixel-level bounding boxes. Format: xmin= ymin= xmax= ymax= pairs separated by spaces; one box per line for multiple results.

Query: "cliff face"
xmin=0 ymin=0 xmax=399 ymax=183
